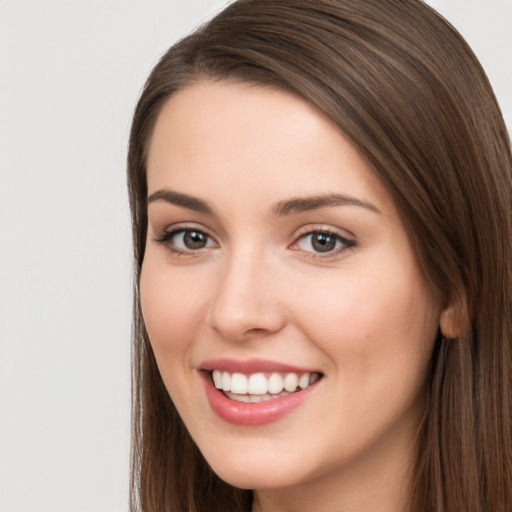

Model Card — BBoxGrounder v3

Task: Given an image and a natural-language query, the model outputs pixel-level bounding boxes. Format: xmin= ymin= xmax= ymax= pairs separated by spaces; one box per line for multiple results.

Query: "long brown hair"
xmin=127 ymin=1 xmax=512 ymax=510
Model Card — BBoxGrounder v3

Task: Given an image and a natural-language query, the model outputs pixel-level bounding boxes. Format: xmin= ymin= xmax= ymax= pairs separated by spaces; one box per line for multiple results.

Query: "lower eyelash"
xmin=153 ymin=231 xmax=188 ymax=256
xmin=309 ymin=243 xmax=356 ymax=260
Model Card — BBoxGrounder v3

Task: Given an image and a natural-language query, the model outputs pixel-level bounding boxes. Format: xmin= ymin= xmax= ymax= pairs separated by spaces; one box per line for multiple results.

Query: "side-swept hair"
xmin=127 ymin=1 xmax=512 ymax=510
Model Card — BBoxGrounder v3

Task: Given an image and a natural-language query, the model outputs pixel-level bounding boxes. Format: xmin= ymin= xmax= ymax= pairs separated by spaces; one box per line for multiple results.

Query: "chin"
xmin=212 ymin=462 xmax=302 ymax=491
xmin=199 ymin=439 xmax=319 ymax=491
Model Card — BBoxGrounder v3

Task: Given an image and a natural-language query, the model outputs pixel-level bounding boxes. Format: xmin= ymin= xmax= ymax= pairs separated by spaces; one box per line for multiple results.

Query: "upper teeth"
xmin=211 ymin=370 xmax=320 ymax=395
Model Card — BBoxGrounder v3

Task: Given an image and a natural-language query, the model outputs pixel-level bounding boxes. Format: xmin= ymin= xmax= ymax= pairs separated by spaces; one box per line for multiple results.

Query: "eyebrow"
xmin=147 ymin=189 xmax=380 ymax=216
xmin=273 ymin=194 xmax=381 ymax=216
xmin=147 ymin=189 xmax=215 ymax=214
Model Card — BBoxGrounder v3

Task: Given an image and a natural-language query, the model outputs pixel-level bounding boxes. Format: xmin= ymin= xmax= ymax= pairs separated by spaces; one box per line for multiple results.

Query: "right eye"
xmin=155 ymin=228 xmax=216 ymax=254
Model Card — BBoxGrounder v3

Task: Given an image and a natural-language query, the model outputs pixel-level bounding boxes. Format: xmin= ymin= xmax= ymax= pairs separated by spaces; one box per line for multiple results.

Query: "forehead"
xmin=146 ymin=80 xmax=394 ymax=216
xmin=148 ymin=80 xmax=336 ymax=167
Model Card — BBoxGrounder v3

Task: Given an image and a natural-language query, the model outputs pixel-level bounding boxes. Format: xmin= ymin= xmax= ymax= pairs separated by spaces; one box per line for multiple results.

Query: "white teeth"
xmin=226 ymin=390 xmax=292 ymax=403
xmin=268 ymin=372 xmax=284 ymax=394
xmin=212 ymin=370 xmax=223 ymax=389
xmin=230 ymin=373 xmax=248 ymax=394
xmin=222 ymin=371 xmax=231 ymax=392
xmin=298 ymin=373 xmax=310 ymax=389
xmin=283 ymin=372 xmax=299 ymax=392
xmin=212 ymin=370 xmax=321 ymax=399
xmin=248 ymin=373 xmax=267 ymax=395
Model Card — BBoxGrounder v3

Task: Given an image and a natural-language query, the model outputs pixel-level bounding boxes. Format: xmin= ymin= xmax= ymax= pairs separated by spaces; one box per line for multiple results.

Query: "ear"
xmin=439 ymin=301 xmax=464 ymax=339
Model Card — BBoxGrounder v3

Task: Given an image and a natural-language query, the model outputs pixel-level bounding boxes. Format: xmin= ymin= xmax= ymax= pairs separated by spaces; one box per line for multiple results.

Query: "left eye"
xmin=295 ymin=231 xmax=350 ymax=254
xmin=168 ymin=229 xmax=215 ymax=251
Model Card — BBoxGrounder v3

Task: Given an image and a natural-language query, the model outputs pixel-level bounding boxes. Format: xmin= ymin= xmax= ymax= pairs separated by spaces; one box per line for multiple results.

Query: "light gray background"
xmin=0 ymin=1 xmax=510 ymax=511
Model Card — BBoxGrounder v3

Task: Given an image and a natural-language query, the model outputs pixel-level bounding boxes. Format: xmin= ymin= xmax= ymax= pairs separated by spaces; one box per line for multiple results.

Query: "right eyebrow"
xmin=272 ymin=193 xmax=381 ymax=216
xmin=147 ymin=189 xmax=215 ymax=215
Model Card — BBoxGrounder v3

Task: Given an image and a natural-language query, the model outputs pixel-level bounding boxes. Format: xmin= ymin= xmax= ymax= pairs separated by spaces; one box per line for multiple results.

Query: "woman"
xmin=127 ymin=1 xmax=512 ymax=511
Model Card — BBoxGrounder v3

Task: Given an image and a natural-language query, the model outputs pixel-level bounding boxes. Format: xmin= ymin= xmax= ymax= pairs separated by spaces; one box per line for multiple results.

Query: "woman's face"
xmin=141 ymin=81 xmax=444 ymax=501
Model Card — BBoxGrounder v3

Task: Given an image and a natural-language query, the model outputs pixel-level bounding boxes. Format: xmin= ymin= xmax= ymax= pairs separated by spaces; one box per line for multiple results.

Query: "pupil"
xmin=184 ymin=231 xmax=207 ymax=249
xmin=312 ymin=233 xmax=336 ymax=252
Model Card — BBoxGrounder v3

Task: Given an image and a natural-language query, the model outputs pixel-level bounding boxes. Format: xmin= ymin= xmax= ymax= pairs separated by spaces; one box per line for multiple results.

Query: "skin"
xmin=140 ymin=81 xmax=451 ymax=512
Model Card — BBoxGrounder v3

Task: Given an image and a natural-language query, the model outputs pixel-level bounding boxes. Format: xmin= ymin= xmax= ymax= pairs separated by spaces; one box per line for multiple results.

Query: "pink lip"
xmin=199 ymin=361 xmax=322 ymax=426
xmin=200 ymin=357 xmax=317 ymax=374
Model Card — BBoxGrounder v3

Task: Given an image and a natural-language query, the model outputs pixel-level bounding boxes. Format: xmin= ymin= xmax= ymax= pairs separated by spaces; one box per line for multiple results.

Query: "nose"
xmin=207 ymin=249 xmax=287 ymax=342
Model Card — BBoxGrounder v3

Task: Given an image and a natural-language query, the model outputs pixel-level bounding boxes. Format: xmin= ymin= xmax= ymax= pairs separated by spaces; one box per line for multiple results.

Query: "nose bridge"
xmin=208 ymin=242 xmax=284 ymax=340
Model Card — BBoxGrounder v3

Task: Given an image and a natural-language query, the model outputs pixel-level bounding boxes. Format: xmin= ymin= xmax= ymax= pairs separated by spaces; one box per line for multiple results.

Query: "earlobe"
xmin=439 ymin=303 xmax=462 ymax=339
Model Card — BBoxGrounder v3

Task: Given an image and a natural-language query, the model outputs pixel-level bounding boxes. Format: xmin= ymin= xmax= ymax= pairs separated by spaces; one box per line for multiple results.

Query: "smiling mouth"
xmin=211 ymin=370 xmax=322 ymax=403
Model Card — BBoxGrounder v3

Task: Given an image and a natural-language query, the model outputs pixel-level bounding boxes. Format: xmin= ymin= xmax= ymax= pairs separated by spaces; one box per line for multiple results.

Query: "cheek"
xmin=288 ymin=266 xmax=439 ymax=458
xmin=290 ymin=256 xmax=439 ymax=386
xmin=139 ymin=255 xmax=210 ymax=360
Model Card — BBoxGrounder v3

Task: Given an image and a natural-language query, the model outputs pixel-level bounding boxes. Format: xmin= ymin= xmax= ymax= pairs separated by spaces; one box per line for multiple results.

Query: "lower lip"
xmin=201 ymin=372 xmax=320 ymax=426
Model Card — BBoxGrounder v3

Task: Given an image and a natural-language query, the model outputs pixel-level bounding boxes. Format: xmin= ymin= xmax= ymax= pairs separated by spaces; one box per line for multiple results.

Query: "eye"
xmin=155 ymin=228 xmax=216 ymax=253
xmin=294 ymin=230 xmax=354 ymax=254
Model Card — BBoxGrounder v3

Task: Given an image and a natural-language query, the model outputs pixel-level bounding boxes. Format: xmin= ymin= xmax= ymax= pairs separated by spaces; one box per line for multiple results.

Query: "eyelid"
xmin=292 ymin=222 xmax=355 ymax=238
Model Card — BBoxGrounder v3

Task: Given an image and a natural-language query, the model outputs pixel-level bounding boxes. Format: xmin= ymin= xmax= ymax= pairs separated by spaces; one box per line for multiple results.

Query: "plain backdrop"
xmin=0 ymin=1 xmax=510 ymax=511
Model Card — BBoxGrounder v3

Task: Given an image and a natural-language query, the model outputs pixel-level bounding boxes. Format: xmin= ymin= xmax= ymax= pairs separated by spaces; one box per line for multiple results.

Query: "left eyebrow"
xmin=272 ymin=194 xmax=381 ymax=216
xmin=147 ymin=189 xmax=215 ymax=215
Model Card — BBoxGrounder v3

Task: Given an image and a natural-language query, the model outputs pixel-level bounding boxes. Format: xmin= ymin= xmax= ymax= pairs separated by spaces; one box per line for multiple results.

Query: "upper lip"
xmin=199 ymin=358 xmax=320 ymax=374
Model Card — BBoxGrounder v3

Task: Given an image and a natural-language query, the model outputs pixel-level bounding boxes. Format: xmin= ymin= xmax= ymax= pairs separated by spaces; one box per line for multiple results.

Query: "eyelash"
xmin=153 ymin=227 xmax=356 ymax=258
